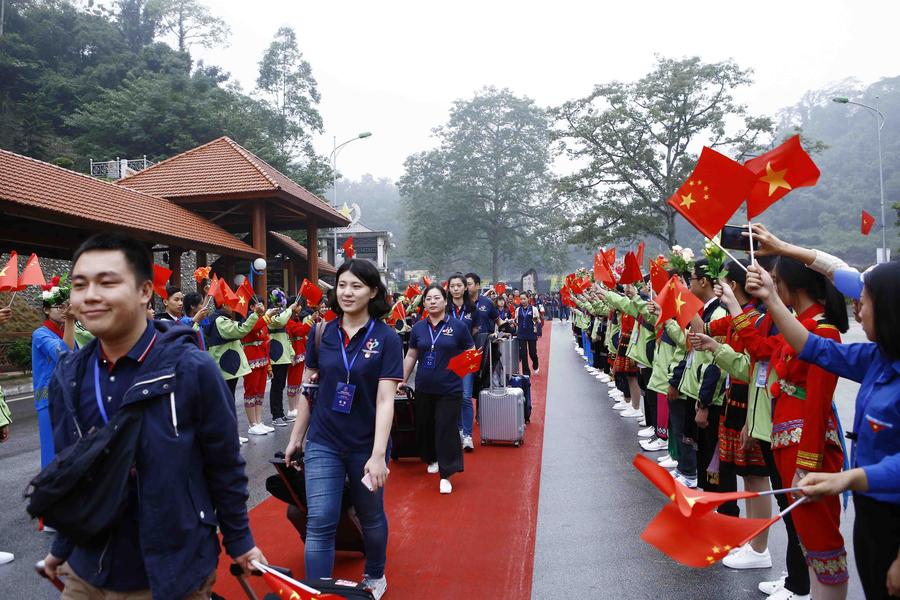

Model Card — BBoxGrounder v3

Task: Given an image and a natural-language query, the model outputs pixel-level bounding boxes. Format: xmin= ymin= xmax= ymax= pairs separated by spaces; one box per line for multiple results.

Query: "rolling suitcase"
xmin=496 ymin=335 xmax=519 ymax=383
xmin=508 ymin=374 xmax=532 ymax=423
xmin=229 ymin=563 xmax=375 ymax=600
xmin=390 ymin=387 xmax=418 ymax=461
xmin=479 ymin=338 xmax=526 ymax=447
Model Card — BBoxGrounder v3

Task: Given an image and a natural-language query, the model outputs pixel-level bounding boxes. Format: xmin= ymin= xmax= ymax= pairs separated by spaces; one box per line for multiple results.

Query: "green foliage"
xmin=154 ymin=0 xmax=230 ymax=52
xmin=553 ymin=56 xmax=774 ymax=249
xmin=6 ymin=339 xmax=32 ymax=374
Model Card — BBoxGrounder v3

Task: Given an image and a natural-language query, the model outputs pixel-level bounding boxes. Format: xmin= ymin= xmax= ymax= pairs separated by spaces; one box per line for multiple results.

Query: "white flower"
xmin=672 ymin=245 xmax=683 ymax=252
xmin=682 ymin=248 xmax=695 ymax=259
xmin=50 ymin=286 xmax=59 ymax=295
xmin=41 ymin=291 xmax=52 ymax=300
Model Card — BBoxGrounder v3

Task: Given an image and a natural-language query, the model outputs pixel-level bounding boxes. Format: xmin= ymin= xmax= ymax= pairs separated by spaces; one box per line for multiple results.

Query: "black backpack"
xmin=25 ymin=405 xmax=145 ymax=546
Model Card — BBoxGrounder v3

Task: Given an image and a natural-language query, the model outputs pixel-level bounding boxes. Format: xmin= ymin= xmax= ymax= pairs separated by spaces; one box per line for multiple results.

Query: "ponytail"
xmin=775 ymin=256 xmax=849 ymax=333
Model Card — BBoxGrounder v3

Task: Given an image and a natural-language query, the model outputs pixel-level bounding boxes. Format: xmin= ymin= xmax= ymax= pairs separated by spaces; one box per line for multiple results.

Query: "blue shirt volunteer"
xmin=516 ymin=304 xmax=538 ymax=341
xmin=448 ymin=302 xmax=475 ymax=333
xmin=409 ymin=316 xmax=475 ymax=396
xmin=305 ymin=319 xmax=404 ymax=453
xmin=473 ymin=295 xmax=499 ymax=334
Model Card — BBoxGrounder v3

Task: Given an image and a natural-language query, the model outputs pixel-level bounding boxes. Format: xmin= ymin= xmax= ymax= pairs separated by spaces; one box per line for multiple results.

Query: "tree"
xmin=553 ymin=56 xmax=774 ymax=248
xmin=155 ymin=0 xmax=230 ymax=52
xmin=115 ymin=0 xmax=161 ymax=52
xmin=398 ymin=87 xmax=557 ymax=281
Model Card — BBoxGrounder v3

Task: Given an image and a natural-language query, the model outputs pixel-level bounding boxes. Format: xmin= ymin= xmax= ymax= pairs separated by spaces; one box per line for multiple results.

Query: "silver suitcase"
xmin=497 ymin=336 xmax=519 ymax=382
xmin=479 ymin=338 xmax=525 ymax=447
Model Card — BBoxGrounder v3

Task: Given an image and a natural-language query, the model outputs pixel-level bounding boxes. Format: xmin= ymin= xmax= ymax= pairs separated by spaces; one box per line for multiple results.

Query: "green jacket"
xmin=266 ymin=309 xmax=294 ymax=366
xmin=711 ymin=342 xmax=775 ymax=442
xmin=606 ymin=292 xmax=657 ymax=369
xmin=206 ymin=312 xmax=260 ymax=380
xmin=676 ymin=304 xmax=728 ymax=407
xmin=0 ymin=387 xmax=10 ymax=429
xmin=647 ymin=319 xmax=687 ymax=395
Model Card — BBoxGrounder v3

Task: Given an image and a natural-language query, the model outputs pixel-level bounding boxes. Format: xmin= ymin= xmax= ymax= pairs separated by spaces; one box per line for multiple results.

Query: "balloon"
xmin=253 ymin=258 xmax=267 ymax=271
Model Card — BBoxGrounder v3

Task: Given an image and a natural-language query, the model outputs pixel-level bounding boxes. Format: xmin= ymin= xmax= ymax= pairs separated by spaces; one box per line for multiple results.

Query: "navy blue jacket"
xmin=48 ymin=320 xmax=254 ymax=599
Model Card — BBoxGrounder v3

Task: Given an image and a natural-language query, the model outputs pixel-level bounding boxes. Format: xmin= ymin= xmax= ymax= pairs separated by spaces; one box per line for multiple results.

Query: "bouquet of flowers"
xmin=193 ymin=266 xmax=212 ymax=284
xmin=701 ymin=237 xmax=728 ymax=280
xmin=668 ymin=245 xmax=695 ymax=275
xmin=40 ymin=275 xmax=70 ymax=306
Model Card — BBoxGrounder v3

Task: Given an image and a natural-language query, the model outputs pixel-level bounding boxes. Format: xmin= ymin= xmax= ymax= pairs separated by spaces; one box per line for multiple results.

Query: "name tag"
xmin=422 ymin=351 xmax=437 ymax=370
xmin=756 ymin=361 xmax=769 ymax=388
xmin=332 ymin=382 xmax=356 ymax=414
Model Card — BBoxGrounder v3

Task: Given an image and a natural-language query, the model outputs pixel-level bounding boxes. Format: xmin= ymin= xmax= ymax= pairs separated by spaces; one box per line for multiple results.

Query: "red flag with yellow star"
xmin=641 ymin=501 xmax=780 ymax=568
xmin=495 ymin=282 xmax=506 ymax=296
xmin=649 ymin=259 xmax=669 ymax=296
xmin=151 ymin=264 xmax=171 ymax=300
xmin=744 ymin=135 xmax=820 ymax=219
xmin=594 ymin=253 xmax=616 ymax=288
xmin=636 ymin=241 xmax=645 ymax=268
xmin=342 ymin=236 xmax=355 ymax=259
xmin=667 ymin=147 xmax=758 ymax=239
xmin=299 ymin=278 xmax=324 ymax=307
xmin=861 ymin=210 xmax=876 ymax=235
xmin=654 ymin=275 xmax=703 ymax=338
xmin=233 ymin=279 xmax=254 ymax=318
xmin=618 ymin=251 xmax=643 ymax=285
xmin=0 ymin=251 xmax=18 ymax=292
xmin=447 ymin=348 xmax=484 ymax=378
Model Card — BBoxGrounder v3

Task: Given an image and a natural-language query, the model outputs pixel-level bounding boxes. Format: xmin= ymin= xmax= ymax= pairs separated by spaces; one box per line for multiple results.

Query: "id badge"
xmin=422 ymin=351 xmax=437 ymax=370
xmin=756 ymin=361 xmax=769 ymax=388
xmin=332 ymin=382 xmax=356 ymax=414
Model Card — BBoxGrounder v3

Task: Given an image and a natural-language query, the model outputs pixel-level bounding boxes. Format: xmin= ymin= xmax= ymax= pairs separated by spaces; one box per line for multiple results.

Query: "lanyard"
xmin=451 ymin=303 xmax=466 ymax=320
xmin=93 ymin=360 xmax=110 ymax=425
xmin=427 ymin=320 xmax=448 ymax=351
xmin=337 ymin=319 xmax=376 ymax=384
xmin=519 ymin=305 xmax=532 ymax=323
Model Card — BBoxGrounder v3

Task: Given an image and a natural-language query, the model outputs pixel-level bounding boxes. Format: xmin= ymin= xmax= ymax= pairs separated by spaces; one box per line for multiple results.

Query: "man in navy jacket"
xmin=42 ymin=233 xmax=265 ymax=599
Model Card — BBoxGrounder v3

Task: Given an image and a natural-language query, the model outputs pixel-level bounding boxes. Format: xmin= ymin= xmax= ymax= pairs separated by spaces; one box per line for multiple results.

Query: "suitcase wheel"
xmin=514 ymin=441 xmax=520 ymax=447
xmin=480 ymin=439 xmax=487 ymax=446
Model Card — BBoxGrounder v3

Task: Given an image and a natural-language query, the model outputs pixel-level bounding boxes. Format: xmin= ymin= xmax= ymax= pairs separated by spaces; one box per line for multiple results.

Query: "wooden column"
xmin=168 ymin=247 xmax=183 ymax=290
xmin=224 ymin=256 xmax=235 ymax=286
xmin=196 ymin=251 xmax=207 ymax=267
xmin=306 ymin=216 xmax=319 ymax=284
xmin=285 ymin=258 xmax=297 ymax=295
xmin=251 ymin=201 xmax=267 ymax=297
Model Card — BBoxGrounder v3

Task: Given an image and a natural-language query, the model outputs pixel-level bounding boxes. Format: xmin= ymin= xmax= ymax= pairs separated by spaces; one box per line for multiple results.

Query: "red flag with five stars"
xmin=636 ymin=241 xmax=645 ymax=268
xmin=385 ymin=301 xmax=407 ymax=326
xmin=618 ymin=251 xmax=643 ymax=285
xmin=151 ymin=264 xmax=171 ymax=300
xmin=299 ymin=278 xmax=324 ymax=307
xmin=649 ymin=259 xmax=669 ymax=295
xmin=404 ymin=284 xmax=422 ymax=301
xmin=654 ymin=275 xmax=703 ymax=338
xmin=495 ymin=282 xmax=507 ymax=296
xmin=667 ymin=147 xmax=758 ymax=239
xmin=342 ymin=236 xmax=355 ymax=259
xmin=593 ymin=253 xmax=616 ymax=288
xmin=602 ymin=247 xmax=616 ymax=268
xmin=744 ymin=135 xmax=820 ymax=219
xmin=16 ymin=253 xmax=47 ymax=290
xmin=861 ymin=210 xmax=876 ymax=235
xmin=323 ymin=309 xmax=338 ymax=322
xmin=0 ymin=251 xmax=18 ymax=292
xmin=447 ymin=348 xmax=484 ymax=378
xmin=233 ymin=279 xmax=255 ymax=318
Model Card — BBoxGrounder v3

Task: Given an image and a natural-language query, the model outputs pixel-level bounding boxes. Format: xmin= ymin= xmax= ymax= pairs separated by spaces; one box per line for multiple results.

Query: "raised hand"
xmin=745 ymin=264 xmax=775 ymax=301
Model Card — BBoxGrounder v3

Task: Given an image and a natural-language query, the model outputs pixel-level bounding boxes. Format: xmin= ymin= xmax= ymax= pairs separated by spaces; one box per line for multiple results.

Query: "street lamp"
xmin=328 ymin=132 xmax=372 ymax=265
xmin=832 ymin=96 xmax=888 ymax=262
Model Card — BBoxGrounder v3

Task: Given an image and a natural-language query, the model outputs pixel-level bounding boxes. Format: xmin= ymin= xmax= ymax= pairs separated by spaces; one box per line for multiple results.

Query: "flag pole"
xmin=707 ymin=236 xmax=748 ymax=272
xmin=6 ymin=291 xmax=16 ymax=308
xmin=777 ymin=496 xmax=808 ymax=519
xmin=758 ymin=486 xmax=803 ymax=498
xmin=747 ymin=204 xmax=757 ymax=265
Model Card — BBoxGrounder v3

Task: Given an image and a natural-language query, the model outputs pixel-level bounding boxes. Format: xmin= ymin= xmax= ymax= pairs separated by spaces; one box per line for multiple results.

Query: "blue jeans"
xmin=303 ymin=441 xmax=389 ymax=579
xmin=458 ymin=373 xmax=474 ymax=437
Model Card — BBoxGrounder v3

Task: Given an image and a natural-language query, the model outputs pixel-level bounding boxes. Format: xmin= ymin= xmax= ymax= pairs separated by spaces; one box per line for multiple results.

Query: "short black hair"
xmin=693 ymin=258 xmax=715 ymax=285
xmin=422 ymin=283 xmax=448 ymax=303
xmin=182 ymin=292 xmax=203 ymax=317
xmin=465 ymin=272 xmax=481 ymax=285
xmin=864 ymin=262 xmax=900 ymax=359
xmin=329 ymin=259 xmax=391 ymax=319
xmin=72 ymin=232 xmax=153 ymax=286
xmin=165 ymin=284 xmax=181 ymax=298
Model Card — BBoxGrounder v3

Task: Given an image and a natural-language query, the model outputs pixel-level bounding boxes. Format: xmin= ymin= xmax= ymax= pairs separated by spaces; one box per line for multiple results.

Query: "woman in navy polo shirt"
xmin=517 ymin=292 xmax=541 ymax=376
xmin=401 ymin=284 xmax=475 ymax=495
xmin=284 ymin=259 xmax=402 ymax=599
xmin=447 ymin=273 xmax=478 ymax=451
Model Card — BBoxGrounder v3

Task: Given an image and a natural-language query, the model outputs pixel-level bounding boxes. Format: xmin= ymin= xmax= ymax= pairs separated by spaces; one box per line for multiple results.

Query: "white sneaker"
xmin=637 ymin=419 xmax=647 ymax=427
xmin=533 ymin=368 xmax=540 ymax=375
xmin=239 ymin=436 xmax=249 ymax=444
xmin=641 ymin=438 xmax=669 ymax=452
xmin=440 ymin=478 xmax=452 ymax=494
xmin=586 ymin=366 xmax=596 ymax=372
xmin=620 ymin=408 xmax=643 ymax=418
xmin=286 ymin=409 xmax=298 ymax=419
xmin=599 ymin=374 xmax=610 ymax=382
xmin=657 ymin=453 xmax=673 ymax=463
xmin=248 ymin=424 xmax=268 ymax=436
xmin=0 ymin=551 xmax=13 ymax=565
xmin=427 ymin=462 xmax=439 ymax=474
xmin=42 ymin=525 xmax=56 ymax=533
xmin=462 ymin=435 xmax=474 ymax=452
xmin=659 ymin=457 xmax=678 ymax=469
xmin=638 ymin=426 xmax=656 ymax=438
xmin=612 ymin=401 xmax=631 ymax=411
xmin=673 ymin=473 xmax=698 ymax=488
xmin=261 ymin=423 xmax=276 ymax=432
xmin=766 ymin=589 xmax=809 ymax=600
xmin=606 ymin=381 xmax=617 ymax=388
xmin=723 ymin=545 xmax=772 ymax=569
xmin=362 ymin=575 xmax=387 ymax=600
xmin=758 ymin=575 xmax=787 ymax=595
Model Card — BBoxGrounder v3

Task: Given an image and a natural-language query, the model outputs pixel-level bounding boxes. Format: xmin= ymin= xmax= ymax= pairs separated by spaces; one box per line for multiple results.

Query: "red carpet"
xmin=215 ymin=327 xmax=552 ymax=599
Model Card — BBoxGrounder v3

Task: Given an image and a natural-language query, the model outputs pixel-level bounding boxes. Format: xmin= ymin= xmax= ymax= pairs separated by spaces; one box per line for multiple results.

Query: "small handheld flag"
xmin=447 ymin=348 xmax=483 ymax=378
xmin=861 ymin=210 xmax=875 ymax=235
xmin=342 ymin=236 xmax=355 ymax=259
xmin=151 ymin=264 xmax=172 ymax=300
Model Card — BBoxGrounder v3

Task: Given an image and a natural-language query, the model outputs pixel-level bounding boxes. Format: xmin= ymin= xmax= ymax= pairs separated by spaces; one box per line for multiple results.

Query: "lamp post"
xmin=833 ymin=96 xmax=887 ymax=262
xmin=328 ymin=132 xmax=372 ymax=265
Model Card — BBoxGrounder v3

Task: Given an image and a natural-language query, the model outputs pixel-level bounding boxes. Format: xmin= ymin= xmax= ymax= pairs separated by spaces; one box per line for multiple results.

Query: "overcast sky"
xmin=193 ymin=0 xmax=897 ymax=182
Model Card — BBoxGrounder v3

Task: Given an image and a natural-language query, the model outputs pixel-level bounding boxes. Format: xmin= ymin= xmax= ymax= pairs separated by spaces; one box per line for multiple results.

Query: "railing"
xmin=89 ymin=156 xmax=153 ymax=179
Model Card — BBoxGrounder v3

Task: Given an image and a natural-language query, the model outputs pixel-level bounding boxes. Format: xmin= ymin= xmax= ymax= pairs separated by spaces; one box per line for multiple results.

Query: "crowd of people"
xmin=565 ymin=224 xmax=899 ymax=600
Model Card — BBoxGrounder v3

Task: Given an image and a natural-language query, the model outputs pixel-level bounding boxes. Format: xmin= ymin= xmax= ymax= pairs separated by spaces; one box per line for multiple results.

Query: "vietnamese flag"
xmin=299 ymin=278 xmax=324 ymax=307
xmin=16 ymin=253 xmax=46 ymax=290
xmin=0 ymin=252 xmax=18 ymax=292
xmin=219 ymin=280 xmax=240 ymax=310
xmin=448 ymin=348 xmax=484 ymax=378
xmin=619 ymin=251 xmax=643 ymax=285
xmin=342 ymin=236 xmax=355 ymax=259
xmin=654 ymin=275 xmax=703 ymax=338
xmin=861 ymin=210 xmax=876 ymax=235
xmin=649 ymin=259 xmax=669 ymax=295
xmin=233 ymin=279 xmax=255 ymax=318
xmin=636 ymin=241 xmax=645 ymax=268
xmin=209 ymin=275 xmax=225 ymax=307
xmin=495 ymin=282 xmax=507 ymax=296
xmin=641 ymin=501 xmax=780 ymax=568
xmin=745 ymin=135 xmax=820 ymax=219
xmin=151 ymin=264 xmax=171 ymax=300
xmin=668 ymin=147 xmax=758 ymax=239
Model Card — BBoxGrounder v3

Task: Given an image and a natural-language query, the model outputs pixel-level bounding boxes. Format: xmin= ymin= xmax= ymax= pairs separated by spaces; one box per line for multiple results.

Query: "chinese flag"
xmin=636 ymin=241 xmax=645 ymax=268
xmin=668 ymin=147 xmax=758 ymax=239
xmin=559 ymin=286 xmax=572 ymax=307
xmin=404 ymin=284 xmax=422 ymax=301
xmin=602 ymin=247 xmax=616 ymax=268
xmin=209 ymin=275 xmax=224 ymax=307
xmin=233 ymin=279 xmax=254 ymax=318
xmin=323 ymin=309 xmax=338 ymax=322
xmin=342 ymin=236 xmax=355 ymax=259
xmin=641 ymin=501 xmax=779 ymax=568
xmin=495 ymin=282 xmax=507 ymax=296
xmin=594 ymin=254 xmax=616 ymax=288
xmin=861 ymin=210 xmax=876 ymax=235
xmin=16 ymin=252 xmax=46 ymax=290
xmin=151 ymin=264 xmax=171 ymax=300
xmin=649 ymin=260 xmax=669 ymax=295
xmin=256 ymin=562 xmax=329 ymax=600
xmin=745 ymin=135 xmax=820 ymax=219
xmin=299 ymin=278 xmax=324 ymax=307
xmin=448 ymin=348 xmax=484 ymax=378
xmin=655 ymin=275 xmax=703 ymax=338
xmin=619 ymin=251 xmax=643 ymax=285
xmin=423 ymin=276 xmax=432 ymax=287
xmin=0 ymin=251 xmax=18 ymax=292
xmin=385 ymin=301 xmax=406 ymax=326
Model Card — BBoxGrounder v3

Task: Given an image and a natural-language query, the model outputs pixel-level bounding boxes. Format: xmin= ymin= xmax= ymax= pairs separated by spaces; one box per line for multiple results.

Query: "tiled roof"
xmin=268 ymin=231 xmax=337 ymax=275
xmin=119 ymin=137 xmax=350 ymax=227
xmin=0 ymin=149 xmax=261 ymax=258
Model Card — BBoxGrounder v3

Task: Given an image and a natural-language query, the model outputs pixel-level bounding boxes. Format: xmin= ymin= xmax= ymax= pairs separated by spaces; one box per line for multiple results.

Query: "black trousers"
xmin=226 ymin=376 xmax=239 ymax=400
xmin=760 ymin=440 xmax=810 ymax=595
xmin=415 ymin=392 xmax=463 ymax=479
xmin=519 ymin=338 xmax=538 ymax=374
xmin=270 ymin=363 xmax=289 ymax=419
xmin=853 ymin=493 xmax=900 ymax=600
xmin=639 ymin=368 xmax=654 ymax=426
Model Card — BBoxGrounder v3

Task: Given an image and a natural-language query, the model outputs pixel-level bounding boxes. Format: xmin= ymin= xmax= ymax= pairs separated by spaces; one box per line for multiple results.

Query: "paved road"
xmin=0 ymin=320 xmax=868 ymax=598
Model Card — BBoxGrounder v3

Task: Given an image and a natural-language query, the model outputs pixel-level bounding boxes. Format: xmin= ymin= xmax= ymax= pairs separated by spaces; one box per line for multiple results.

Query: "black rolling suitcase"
xmin=228 ymin=563 xmax=375 ymax=600
xmin=390 ymin=387 xmax=417 ymax=461
xmin=265 ymin=453 xmax=366 ymax=555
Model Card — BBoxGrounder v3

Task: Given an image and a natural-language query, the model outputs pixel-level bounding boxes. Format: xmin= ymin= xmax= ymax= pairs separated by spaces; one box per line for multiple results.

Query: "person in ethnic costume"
xmin=266 ymin=288 xmax=297 ymax=428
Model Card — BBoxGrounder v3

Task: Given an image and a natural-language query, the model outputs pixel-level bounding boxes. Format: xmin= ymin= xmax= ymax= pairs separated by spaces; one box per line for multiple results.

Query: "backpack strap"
xmin=314 ymin=320 xmax=326 ymax=355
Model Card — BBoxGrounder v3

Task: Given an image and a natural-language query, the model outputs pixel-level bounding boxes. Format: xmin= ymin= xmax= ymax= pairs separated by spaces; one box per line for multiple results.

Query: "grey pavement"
xmin=531 ymin=319 xmax=865 ymax=600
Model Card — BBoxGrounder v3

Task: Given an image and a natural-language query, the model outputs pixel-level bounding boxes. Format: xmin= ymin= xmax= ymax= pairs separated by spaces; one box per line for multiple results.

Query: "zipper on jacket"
xmin=169 ymin=392 xmax=179 ymax=437
xmin=97 ymin=537 xmax=111 ymax=575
